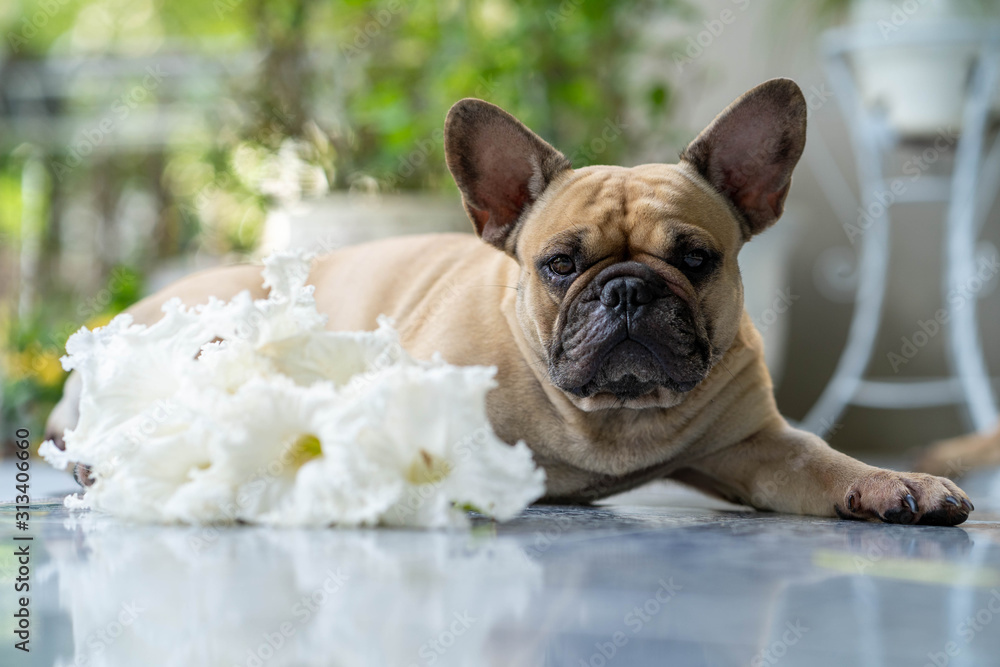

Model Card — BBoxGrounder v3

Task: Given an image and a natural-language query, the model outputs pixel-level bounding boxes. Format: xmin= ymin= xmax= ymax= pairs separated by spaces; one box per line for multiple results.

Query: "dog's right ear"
xmin=445 ymin=99 xmax=571 ymax=253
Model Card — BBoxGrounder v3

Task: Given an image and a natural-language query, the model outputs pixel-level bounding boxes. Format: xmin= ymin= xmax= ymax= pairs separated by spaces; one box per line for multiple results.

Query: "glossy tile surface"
xmin=2 ymin=464 xmax=1000 ymax=667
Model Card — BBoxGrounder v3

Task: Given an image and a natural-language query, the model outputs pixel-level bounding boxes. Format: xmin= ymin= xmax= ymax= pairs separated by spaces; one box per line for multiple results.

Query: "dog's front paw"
xmin=835 ymin=470 xmax=973 ymax=526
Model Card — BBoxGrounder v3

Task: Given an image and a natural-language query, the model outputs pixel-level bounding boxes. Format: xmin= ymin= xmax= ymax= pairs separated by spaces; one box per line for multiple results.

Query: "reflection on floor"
xmin=2 ymin=462 xmax=999 ymax=667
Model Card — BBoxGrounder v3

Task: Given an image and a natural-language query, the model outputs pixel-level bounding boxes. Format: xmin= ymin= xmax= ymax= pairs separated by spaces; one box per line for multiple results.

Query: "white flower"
xmin=53 ymin=305 xmax=207 ymax=469
xmin=333 ymin=362 xmax=546 ymax=528
xmin=41 ymin=252 xmax=546 ymax=528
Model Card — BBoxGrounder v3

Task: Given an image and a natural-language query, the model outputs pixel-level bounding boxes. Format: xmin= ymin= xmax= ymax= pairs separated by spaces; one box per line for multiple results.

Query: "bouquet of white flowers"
xmin=41 ymin=253 xmax=545 ymax=528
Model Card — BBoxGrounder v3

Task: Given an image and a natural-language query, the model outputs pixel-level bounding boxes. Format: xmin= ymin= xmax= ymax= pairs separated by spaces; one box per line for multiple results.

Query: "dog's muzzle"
xmin=549 ymin=261 xmax=711 ymax=400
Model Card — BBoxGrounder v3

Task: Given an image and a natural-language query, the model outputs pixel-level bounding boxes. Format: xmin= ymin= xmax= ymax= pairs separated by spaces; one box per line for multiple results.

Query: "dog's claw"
xmin=962 ymin=498 xmax=974 ymax=511
xmin=904 ymin=494 xmax=918 ymax=513
xmin=945 ymin=496 xmax=960 ymax=507
xmin=847 ymin=493 xmax=856 ymax=512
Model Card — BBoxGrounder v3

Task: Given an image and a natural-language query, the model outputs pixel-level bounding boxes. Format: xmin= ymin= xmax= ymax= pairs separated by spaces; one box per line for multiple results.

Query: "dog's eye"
xmin=683 ymin=250 xmax=709 ymax=270
xmin=547 ymin=255 xmax=576 ymax=276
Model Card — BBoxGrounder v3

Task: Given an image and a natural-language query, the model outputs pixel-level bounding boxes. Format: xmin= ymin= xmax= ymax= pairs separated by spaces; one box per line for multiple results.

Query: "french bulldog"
xmin=47 ymin=78 xmax=974 ymax=525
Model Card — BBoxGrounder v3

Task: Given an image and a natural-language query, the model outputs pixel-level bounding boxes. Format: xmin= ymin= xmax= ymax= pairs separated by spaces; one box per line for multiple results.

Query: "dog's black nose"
xmin=600 ymin=276 xmax=655 ymax=314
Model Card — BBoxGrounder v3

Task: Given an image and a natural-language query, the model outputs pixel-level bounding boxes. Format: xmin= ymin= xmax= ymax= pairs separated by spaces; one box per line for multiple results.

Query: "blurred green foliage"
xmin=324 ymin=0 xmax=681 ymax=190
xmin=4 ymin=0 xmax=687 ymax=192
xmin=1 ymin=265 xmax=143 ymax=445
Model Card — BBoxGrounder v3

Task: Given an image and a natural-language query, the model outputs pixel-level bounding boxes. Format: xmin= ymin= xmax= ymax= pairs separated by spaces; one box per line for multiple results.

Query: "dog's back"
xmin=44 ymin=233 xmax=521 ymax=442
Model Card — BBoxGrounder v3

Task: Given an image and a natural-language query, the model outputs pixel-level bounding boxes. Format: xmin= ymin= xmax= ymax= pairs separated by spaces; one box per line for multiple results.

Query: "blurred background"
xmin=2 ymin=0 xmax=1000 ymax=461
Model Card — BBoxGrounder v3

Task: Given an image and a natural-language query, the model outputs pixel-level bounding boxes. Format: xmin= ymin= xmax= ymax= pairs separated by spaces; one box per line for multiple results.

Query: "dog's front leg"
xmin=671 ymin=423 xmax=973 ymax=526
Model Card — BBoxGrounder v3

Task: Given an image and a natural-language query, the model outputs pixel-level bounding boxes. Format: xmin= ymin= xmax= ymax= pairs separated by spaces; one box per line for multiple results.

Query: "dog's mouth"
xmin=561 ymin=338 xmax=706 ymax=400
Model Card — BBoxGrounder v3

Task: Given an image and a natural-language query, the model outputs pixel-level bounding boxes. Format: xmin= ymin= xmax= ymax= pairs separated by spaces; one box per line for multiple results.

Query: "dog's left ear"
xmin=681 ymin=78 xmax=807 ymax=238
xmin=445 ymin=99 xmax=571 ymax=252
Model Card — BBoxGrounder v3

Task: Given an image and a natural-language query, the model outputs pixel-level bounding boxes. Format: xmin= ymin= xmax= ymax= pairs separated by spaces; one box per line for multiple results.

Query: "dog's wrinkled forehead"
xmin=516 ymin=163 xmax=744 ymax=258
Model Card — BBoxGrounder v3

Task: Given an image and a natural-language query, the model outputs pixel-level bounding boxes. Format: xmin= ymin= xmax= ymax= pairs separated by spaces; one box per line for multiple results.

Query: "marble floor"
xmin=2 ymin=462 xmax=1000 ymax=667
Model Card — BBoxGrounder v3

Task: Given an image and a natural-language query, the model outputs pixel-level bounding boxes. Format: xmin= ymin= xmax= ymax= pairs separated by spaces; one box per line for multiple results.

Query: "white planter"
xmin=261 ymin=192 xmax=472 ymax=254
xmin=847 ymin=0 xmax=987 ymax=136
